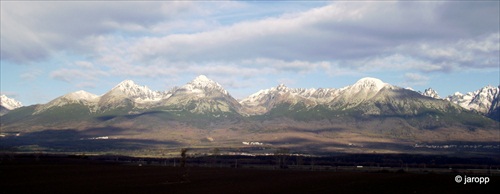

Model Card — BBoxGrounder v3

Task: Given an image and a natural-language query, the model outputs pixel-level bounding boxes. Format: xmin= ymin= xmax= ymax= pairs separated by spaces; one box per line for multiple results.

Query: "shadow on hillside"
xmin=94 ymin=111 xmax=174 ymax=121
xmin=268 ymin=137 xmax=348 ymax=151
xmin=0 ymin=127 xmax=182 ymax=152
xmin=289 ymin=127 xmax=346 ymax=134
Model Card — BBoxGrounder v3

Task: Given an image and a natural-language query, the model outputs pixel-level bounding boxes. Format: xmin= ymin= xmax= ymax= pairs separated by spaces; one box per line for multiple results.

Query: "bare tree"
xmin=178 ymin=148 xmax=192 ymax=183
xmin=211 ymin=148 xmax=220 ymax=167
xmin=180 ymin=148 xmax=189 ymax=168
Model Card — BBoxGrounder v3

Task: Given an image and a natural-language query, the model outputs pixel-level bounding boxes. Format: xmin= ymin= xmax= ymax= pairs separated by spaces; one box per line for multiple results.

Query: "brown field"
xmin=1 ymin=157 xmax=498 ymax=194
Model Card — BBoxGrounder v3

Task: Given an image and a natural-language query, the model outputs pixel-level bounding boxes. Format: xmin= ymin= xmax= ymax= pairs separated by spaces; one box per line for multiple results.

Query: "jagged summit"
xmin=116 ymin=80 xmax=136 ymax=86
xmin=108 ymin=80 xmax=167 ymax=101
xmin=276 ymin=84 xmax=288 ymax=91
xmin=422 ymin=88 xmax=440 ymax=99
xmin=446 ymin=85 xmax=499 ymax=115
xmin=239 ymin=84 xmax=341 ymax=115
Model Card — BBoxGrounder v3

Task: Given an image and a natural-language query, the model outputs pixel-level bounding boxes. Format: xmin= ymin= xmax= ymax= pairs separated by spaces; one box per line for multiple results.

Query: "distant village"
xmin=414 ymin=143 xmax=499 ymax=149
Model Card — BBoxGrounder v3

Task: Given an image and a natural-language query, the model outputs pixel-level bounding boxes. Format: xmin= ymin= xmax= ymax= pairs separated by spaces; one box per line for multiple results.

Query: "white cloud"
xmin=87 ymin=1 xmax=497 ymax=76
xmin=405 ymin=73 xmax=429 ymax=82
xmin=74 ymin=61 xmax=94 ymax=69
xmin=50 ymin=61 xmax=108 ymax=85
xmin=395 ymin=32 xmax=500 ymax=71
xmin=459 ymin=33 xmax=499 ymax=52
xmin=75 ymin=82 xmax=98 ymax=89
xmin=2 ymin=1 xmax=499 ymax=93
xmin=1 ymin=1 xmax=200 ymax=63
xmin=401 ymin=73 xmax=430 ymax=87
xmin=20 ymin=69 xmax=43 ymax=81
xmin=277 ymin=78 xmax=297 ymax=86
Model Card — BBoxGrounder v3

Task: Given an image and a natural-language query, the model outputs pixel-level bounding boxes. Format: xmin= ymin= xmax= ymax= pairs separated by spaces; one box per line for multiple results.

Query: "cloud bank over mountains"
xmin=1 ymin=1 xmax=498 ymax=105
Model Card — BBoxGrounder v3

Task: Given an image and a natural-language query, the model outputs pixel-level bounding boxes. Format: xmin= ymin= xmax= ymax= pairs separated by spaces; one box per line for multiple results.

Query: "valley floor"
xmin=1 ymin=155 xmax=499 ymax=194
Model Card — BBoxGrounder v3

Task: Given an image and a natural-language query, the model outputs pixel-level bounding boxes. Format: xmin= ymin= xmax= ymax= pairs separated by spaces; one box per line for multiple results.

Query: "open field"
xmin=1 ymin=155 xmax=499 ymax=194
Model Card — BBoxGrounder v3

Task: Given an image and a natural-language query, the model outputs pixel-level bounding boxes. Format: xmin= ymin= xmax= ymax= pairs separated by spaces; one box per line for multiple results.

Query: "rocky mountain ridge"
xmin=421 ymin=85 xmax=499 ymax=120
xmin=3 ymin=76 xmax=500 ymax=121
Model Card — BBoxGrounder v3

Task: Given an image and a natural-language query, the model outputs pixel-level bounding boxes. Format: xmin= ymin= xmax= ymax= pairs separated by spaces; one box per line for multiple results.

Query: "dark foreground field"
xmin=1 ymin=157 xmax=498 ymax=194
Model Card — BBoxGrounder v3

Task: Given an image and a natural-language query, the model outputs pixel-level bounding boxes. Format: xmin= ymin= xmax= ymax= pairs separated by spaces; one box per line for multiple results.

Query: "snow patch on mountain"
xmin=405 ymin=87 xmax=415 ymax=91
xmin=0 ymin=94 xmax=22 ymax=110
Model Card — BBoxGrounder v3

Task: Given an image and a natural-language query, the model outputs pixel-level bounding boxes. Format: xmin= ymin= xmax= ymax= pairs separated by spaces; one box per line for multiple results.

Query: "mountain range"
xmin=1 ymin=75 xmax=498 ymax=155
xmin=421 ymin=85 xmax=499 ymax=121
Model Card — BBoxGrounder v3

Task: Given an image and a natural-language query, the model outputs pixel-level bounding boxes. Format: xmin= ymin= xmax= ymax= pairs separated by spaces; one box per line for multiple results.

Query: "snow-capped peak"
xmin=422 ymin=88 xmax=440 ymax=99
xmin=191 ymin=75 xmax=212 ymax=84
xmin=188 ymin=75 xmax=221 ymax=88
xmin=110 ymin=80 xmax=167 ymax=100
xmin=63 ymin=90 xmax=99 ymax=101
xmin=181 ymin=75 xmax=229 ymax=95
xmin=33 ymin=90 xmax=100 ymax=114
xmin=348 ymin=77 xmax=388 ymax=93
xmin=113 ymin=80 xmax=138 ymax=90
xmin=0 ymin=94 xmax=22 ymax=110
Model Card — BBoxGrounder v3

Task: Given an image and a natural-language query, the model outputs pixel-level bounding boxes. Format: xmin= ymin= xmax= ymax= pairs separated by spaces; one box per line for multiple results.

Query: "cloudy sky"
xmin=1 ymin=1 xmax=499 ymax=105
